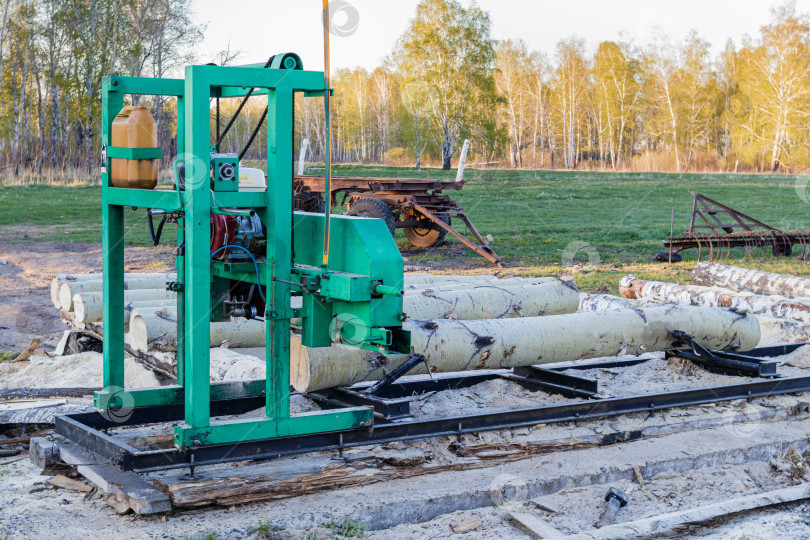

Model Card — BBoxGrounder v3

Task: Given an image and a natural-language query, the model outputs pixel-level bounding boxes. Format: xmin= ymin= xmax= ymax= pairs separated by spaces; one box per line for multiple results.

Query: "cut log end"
xmin=130 ymin=315 xmax=148 ymax=353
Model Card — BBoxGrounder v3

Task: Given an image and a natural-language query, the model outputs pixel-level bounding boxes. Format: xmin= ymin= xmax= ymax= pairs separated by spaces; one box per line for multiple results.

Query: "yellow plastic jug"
xmin=110 ymin=105 xmax=158 ymax=189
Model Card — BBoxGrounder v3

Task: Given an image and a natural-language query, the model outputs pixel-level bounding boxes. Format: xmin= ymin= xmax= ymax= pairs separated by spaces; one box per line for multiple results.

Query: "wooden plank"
xmin=508 ymin=510 xmax=563 ymax=538
xmin=0 ymin=388 xmax=97 ymax=400
xmin=55 ymin=438 xmax=171 ymax=515
xmin=12 ymin=338 xmax=40 ymax=363
xmin=29 ymin=437 xmax=59 ymax=469
xmin=567 ymin=484 xmax=810 ymax=539
xmin=0 ymin=400 xmax=93 ymax=425
xmin=47 ymin=474 xmax=93 ymax=493
xmin=149 ymin=404 xmax=810 ymax=508
xmin=451 ymin=518 xmax=482 ymax=533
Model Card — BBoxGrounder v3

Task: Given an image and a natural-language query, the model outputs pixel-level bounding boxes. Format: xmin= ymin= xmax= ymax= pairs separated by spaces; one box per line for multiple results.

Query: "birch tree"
xmin=392 ymin=0 xmax=496 ymax=170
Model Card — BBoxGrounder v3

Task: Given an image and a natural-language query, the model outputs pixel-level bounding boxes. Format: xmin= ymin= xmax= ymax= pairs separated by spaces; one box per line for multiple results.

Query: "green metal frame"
xmin=98 ymin=61 xmax=407 ymax=449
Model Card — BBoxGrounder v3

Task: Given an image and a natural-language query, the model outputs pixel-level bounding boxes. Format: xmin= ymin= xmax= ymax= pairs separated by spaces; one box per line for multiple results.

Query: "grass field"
xmin=3 ymin=165 xmax=810 ymax=293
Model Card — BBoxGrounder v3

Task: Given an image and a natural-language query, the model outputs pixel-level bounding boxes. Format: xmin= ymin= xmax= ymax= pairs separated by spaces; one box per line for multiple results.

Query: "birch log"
xmin=405 ymin=276 xmax=556 ymax=292
xmin=129 ymin=314 xmax=266 ymax=353
xmin=578 ymin=293 xmax=662 ymax=312
xmin=73 ymin=290 xmax=177 ymax=323
xmin=59 ymin=275 xmax=175 ymax=311
xmin=620 ymin=275 xmax=810 ymax=325
xmin=692 ymin=262 xmax=810 ymax=299
xmin=291 ymin=305 xmax=760 ymax=392
xmin=50 ymin=272 xmax=176 ymax=308
xmin=403 ymin=274 xmax=497 ymax=286
xmin=406 ymin=280 xmax=578 ymax=319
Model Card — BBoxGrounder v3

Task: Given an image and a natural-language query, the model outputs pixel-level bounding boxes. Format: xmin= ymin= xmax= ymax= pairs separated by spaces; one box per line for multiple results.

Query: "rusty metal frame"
xmin=663 ymin=191 xmax=805 ymax=258
xmin=293 ymin=175 xmax=503 ymax=267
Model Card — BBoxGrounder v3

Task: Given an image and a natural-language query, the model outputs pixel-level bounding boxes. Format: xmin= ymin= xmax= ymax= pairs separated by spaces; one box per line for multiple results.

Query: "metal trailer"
xmin=293 ymin=174 xmax=504 ymax=267
xmin=658 ymin=191 xmax=810 ymax=261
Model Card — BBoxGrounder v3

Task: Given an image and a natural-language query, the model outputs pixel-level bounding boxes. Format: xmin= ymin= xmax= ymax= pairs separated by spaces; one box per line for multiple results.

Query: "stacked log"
xmin=73 ymin=290 xmax=177 ymax=323
xmin=129 ymin=313 xmax=266 ymax=353
xmin=290 ymin=305 xmax=761 ymax=392
xmin=620 ymin=275 xmax=810 ymax=326
xmin=51 ymin=272 xmax=176 ymax=309
xmin=128 ymin=277 xmax=580 ymax=352
xmin=692 ymin=262 xmax=810 ymax=299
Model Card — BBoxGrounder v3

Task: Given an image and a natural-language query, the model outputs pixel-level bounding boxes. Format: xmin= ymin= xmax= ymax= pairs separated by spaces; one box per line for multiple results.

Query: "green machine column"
xmin=182 ymin=66 xmax=213 ymax=431
xmin=264 ymin=84 xmax=294 ymax=420
xmin=101 ymin=77 xmax=125 ymax=393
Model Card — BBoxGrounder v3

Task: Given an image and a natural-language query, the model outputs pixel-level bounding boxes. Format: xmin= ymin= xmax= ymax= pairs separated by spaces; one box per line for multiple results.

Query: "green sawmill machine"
xmin=55 ymin=53 xmax=810 ymax=476
xmin=94 ymin=54 xmax=412 ymax=450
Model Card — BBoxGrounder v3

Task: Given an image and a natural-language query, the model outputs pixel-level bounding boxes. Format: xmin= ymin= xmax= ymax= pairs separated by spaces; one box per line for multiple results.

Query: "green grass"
xmin=0 ymin=352 xmax=18 ymax=363
xmin=321 ymin=519 xmax=368 ymax=538
xmin=3 ymin=166 xmax=810 ymax=294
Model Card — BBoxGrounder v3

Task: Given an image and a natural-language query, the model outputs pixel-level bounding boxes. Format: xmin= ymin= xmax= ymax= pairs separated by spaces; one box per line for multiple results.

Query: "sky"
xmin=192 ymin=0 xmax=810 ymax=72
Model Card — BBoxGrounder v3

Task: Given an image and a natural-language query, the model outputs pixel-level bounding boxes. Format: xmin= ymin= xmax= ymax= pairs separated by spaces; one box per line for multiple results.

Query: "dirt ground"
xmin=0 ymin=241 xmax=173 ymax=352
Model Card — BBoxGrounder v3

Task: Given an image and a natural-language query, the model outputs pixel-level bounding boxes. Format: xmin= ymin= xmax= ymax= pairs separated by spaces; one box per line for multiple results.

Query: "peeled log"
xmin=51 ymin=272 xmax=176 ymax=309
xmin=129 ymin=314 xmax=265 ymax=352
xmin=620 ymin=275 xmax=810 ymax=326
xmin=692 ymin=262 xmax=810 ymax=299
xmin=291 ymin=305 xmax=760 ymax=392
xmin=73 ymin=290 xmax=177 ymax=323
xmin=405 ymin=280 xmax=578 ymax=320
xmin=59 ymin=274 xmax=175 ymax=311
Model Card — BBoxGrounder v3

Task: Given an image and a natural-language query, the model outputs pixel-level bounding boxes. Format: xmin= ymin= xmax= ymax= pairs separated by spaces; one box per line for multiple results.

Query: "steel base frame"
xmin=55 ymin=344 xmax=810 ymax=473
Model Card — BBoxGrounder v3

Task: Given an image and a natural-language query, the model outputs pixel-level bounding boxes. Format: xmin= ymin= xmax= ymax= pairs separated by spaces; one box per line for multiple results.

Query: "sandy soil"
xmin=0 ymin=241 xmax=173 ymax=351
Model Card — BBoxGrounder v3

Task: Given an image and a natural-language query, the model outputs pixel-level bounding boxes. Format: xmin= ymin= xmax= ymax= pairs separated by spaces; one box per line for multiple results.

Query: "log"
xmin=405 ymin=280 xmax=578 ymax=320
xmin=50 ymin=272 xmax=175 ymax=309
xmin=402 ymin=274 xmax=497 ymax=285
xmin=405 ymin=276 xmax=556 ymax=292
xmin=135 ymin=281 xmax=575 ymax=353
xmin=578 ymin=293 xmax=660 ymax=312
xmin=129 ymin=314 xmax=265 ymax=352
xmin=620 ymin=275 xmax=810 ymax=326
xmin=73 ymin=290 xmax=177 ymax=323
xmin=291 ymin=305 xmax=760 ymax=392
xmin=692 ymin=262 xmax=810 ymax=299
xmin=58 ymin=274 xmax=175 ymax=311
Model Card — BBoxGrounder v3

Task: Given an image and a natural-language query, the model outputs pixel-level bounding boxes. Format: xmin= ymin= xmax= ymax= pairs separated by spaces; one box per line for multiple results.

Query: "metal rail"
xmin=55 ymin=344 xmax=810 ymax=473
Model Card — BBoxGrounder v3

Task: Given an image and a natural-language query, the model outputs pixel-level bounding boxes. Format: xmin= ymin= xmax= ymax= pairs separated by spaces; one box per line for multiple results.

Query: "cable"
xmin=239 ymin=107 xmax=268 ymax=160
xmin=210 ymin=245 xmax=266 ymax=304
xmin=216 ymin=55 xmax=275 ymax=146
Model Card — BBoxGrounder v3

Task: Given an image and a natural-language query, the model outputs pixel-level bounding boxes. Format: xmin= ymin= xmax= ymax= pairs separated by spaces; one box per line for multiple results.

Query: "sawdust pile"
xmin=0 ymin=352 xmax=161 ymax=389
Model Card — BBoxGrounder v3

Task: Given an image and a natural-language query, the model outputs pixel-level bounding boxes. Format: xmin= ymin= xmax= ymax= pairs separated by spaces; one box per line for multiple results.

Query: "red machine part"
xmin=210 ymin=214 xmax=237 ymax=259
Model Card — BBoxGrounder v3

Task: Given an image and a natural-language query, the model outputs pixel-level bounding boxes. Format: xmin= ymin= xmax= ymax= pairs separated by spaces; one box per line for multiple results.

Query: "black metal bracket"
xmin=363 ymin=353 xmax=431 ymax=395
xmin=308 ymin=363 xmax=599 ymax=421
xmin=667 ymin=330 xmax=780 ymax=378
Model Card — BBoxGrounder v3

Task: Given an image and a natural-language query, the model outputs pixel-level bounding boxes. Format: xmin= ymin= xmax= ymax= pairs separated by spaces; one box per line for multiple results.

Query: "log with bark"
xmin=73 ymin=290 xmax=177 ymax=323
xmin=291 ymin=305 xmax=760 ymax=392
xmin=402 ymin=273 xmax=497 ymax=285
xmin=405 ymin=276 xmax=555 ymax=292
xmin=692 ymin=262 xmax=810 ymax=299
xmin=50 ymin=272 xmax=176 ymax=309
xmin=405 ymin=279 xmax=578 ymax=320
xmin=58 ymin=274 xmax=176 ymax=312
xmin=620 ymin=275 xmax=810 ymax=326
xmin=129 ymin=313 xmax=266 ymax=352
xmin=131 ymin=278 xmax=577 ymax=353
xmin=578 ymin=292 xmax=662 ymax=312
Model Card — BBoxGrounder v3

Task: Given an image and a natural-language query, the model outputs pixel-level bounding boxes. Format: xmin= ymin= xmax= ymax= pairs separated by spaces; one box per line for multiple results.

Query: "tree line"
xmin=0 ymin=0 xmax=202 ymax=177
xmin=3 ymin=0 xmax=810 ymax=178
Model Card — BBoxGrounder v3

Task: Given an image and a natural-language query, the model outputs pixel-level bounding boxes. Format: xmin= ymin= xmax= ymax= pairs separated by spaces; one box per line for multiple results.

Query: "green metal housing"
xmin=97 ymin=58 xmax=408 ymax=448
